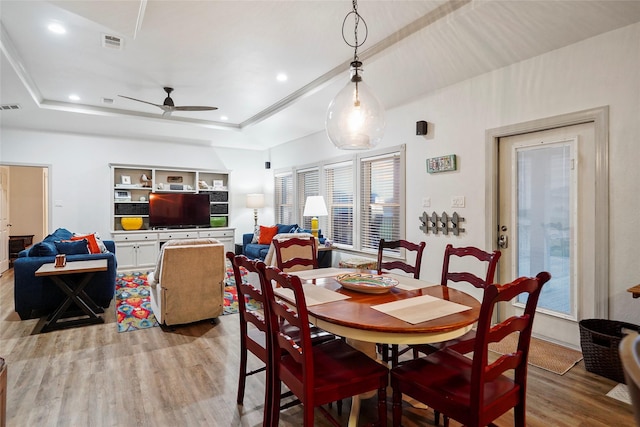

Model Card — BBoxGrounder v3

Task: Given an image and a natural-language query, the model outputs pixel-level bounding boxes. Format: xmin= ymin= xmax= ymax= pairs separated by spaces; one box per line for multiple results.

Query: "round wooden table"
xmin=290 ymin=269 xmax=482 ymax=426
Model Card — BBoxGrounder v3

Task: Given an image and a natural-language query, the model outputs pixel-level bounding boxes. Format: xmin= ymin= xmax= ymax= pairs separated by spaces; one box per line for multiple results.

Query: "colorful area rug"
xmin=223 ymin=264 xmax=262 ymax=315
xmin=489 ymin=334 xmax=583 ymax=375
xmin=115 ymin=271 xmax=159 ymax=332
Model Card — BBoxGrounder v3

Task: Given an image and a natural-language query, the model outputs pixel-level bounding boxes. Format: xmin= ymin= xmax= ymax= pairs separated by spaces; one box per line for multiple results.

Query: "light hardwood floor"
xmin=0 ymin=268 xmax=634 ymax=426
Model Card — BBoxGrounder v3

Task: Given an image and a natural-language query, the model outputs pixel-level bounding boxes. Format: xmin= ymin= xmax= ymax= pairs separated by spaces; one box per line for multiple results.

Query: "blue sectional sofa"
xmin=13 ymin=228 xmax=117 ymax=320
xmin=242 ymin=223 xmax=299 ymax=261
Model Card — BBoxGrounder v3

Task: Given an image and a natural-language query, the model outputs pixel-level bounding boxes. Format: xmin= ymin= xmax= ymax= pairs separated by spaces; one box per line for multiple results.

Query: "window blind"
xmin=360 ymin=152 xmax=401 ymax=254
xmin=296 ymin=168 xmax=319 ymax=230
xmin=324 ymin=161 xmax=354 ymax=247
xmin=274 ymin=173 xmax=293 ymax=225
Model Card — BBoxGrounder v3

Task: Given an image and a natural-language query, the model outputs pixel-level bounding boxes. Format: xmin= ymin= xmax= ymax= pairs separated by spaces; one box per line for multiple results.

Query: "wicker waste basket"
xmin=579 ymin=319 xmax=640 ymax=383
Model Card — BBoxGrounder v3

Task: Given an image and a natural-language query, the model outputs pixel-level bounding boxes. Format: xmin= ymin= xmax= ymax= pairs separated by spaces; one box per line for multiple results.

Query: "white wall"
xmin=0 ymin=130 xmax=267 ymax=243
xmin=271 ymin=23 xmax=640 ymax=324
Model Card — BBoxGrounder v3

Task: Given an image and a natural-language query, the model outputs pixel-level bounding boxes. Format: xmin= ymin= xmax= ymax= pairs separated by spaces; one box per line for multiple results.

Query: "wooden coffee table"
xmin=35 ymin=259 xmax=108 ymax=332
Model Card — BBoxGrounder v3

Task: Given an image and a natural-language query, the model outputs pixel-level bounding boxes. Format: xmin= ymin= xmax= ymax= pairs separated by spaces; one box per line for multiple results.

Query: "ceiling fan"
xmin=118 ymin=87 xmax=217 ymax=117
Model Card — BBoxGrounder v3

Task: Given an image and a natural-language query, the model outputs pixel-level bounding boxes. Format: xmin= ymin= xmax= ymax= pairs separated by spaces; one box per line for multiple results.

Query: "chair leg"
xmin=377 ymin=386 xmax=387 ymax=427
xmin=392 ymin=385 xmax=403 ymax=427
xmin=514 ymin=401 xmax=526 ymax=427
xmin=237 ymin=346 xmax=248 ymax=404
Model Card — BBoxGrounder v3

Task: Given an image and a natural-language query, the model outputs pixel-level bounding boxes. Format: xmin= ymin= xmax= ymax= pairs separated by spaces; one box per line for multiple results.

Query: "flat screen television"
xmin=149 ymin=193 xmax=211 ymax=229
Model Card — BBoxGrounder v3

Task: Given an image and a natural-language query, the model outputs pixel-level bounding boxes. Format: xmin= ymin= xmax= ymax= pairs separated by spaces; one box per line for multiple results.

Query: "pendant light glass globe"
xmin=326 ymin=61 xmax=385 ymax=150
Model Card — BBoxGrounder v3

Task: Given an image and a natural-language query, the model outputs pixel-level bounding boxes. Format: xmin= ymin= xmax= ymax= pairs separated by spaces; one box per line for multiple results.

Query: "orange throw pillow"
xmin=258 ymin=225 xmax=278 ymax=245
xmin=72 ymin=234 xmax=101 ymax=254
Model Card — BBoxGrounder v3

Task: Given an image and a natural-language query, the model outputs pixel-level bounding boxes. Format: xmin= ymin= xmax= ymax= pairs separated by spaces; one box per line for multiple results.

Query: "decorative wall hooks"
xmin=419 ymin=211 xmax=465 ymax=236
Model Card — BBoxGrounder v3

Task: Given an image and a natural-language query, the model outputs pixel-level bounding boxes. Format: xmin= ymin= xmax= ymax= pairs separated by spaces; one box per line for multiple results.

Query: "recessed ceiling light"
xmin=276 ymin=73 xmax=288 ymax=82
xmin=220 ymin=115 xmax=229 ymax=121
xmin=68 ymin=94 xmax=80 ymax=101
xmin=48 ymin=23 xmax=66 ymax=34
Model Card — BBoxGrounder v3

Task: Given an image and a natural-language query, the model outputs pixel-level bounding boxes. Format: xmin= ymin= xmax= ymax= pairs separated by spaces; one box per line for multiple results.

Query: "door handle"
xmin=498 ymin=234 xmax=508 ymax=249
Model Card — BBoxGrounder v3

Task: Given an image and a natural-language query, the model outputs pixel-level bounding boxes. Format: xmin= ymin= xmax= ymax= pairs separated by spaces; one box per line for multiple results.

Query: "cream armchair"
xmin=148 ymin=238 xmax=226 ymax=326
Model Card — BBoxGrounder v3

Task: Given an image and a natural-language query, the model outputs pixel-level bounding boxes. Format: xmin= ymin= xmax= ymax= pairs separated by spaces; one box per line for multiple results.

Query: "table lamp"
xmin=246 ymin=193 xmax=265 ymax=231
xmin=303 ymin=196 xmax=328 ymax=238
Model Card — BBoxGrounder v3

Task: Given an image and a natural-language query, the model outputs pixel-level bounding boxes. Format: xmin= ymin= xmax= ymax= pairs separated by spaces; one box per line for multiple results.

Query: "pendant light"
xmin=326 ymin=0 xmax=385 ymax=150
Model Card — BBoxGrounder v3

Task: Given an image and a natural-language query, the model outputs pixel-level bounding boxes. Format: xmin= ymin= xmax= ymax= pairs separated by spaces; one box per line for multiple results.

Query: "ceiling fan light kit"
xmin=118 ymin=87 xmax=217 ymax=117
xmin=326 ymin=0 xmax=385 ymax=150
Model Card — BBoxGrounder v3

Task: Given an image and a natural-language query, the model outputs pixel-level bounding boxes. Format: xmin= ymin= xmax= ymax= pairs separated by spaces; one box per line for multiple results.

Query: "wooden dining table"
xmin=285 ymin=267 xmax=482 ymax=426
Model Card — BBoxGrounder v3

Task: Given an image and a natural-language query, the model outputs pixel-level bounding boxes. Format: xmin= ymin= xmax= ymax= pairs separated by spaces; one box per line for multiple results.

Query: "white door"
xmin=0 ymin=166 xmax=10 ymax=273
xmin=498 ymin=122 xmax=596 ymax=348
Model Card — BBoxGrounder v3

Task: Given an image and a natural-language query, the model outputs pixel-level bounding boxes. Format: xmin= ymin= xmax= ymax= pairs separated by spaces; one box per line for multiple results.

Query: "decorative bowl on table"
xmin=335 ymin=273 xmax=399 ymax=294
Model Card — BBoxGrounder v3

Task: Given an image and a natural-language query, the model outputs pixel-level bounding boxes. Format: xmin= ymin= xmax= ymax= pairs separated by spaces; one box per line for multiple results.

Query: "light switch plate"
xmin=422 ymin=197 xmax=431 ymax=207
xmin=451 ymin=196 xmax=465 ymax=208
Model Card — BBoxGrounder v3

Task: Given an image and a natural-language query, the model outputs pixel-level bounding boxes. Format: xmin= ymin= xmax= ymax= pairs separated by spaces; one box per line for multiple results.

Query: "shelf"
xmin=111 ymin=164 xmax=231 ymax=233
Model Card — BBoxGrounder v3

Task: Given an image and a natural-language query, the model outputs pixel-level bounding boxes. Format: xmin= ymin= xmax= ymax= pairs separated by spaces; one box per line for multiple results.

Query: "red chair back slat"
xmin=377 ymin=239 xmax=426 ymax=279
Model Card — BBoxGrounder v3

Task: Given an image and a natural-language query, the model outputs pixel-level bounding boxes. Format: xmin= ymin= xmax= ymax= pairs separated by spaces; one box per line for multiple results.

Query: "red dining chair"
xmin=226 ymin=252 xmax=276 ymax=426
xmin=390 ymin=271 xmax=551 ymax=427
xmin=377 ymin=238 xmax=426 ymax=279
xmin=377 ymin=238 xmax=426 ymax=367
xmin=262 ymin=264 xmax=389 ymax=427
xmin=226 ymin=252 xmax=337 ymax=424
xmin=273 ymin=236 xmax=318 ymax=272
xmin=412 ymin=244 xmax=502 ymax=356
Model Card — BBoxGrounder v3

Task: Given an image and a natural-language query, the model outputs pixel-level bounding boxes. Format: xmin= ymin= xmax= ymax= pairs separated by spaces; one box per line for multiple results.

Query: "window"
xmin=274 ymin=145 xmax=405 ymax=254
xmin=296 ymin=168 xmax=319 ymax=229
xmin=325 ymin=161 xmax=354 ymax=247
xmin=274 ymin=172 xmax=293 ymax=224
xmin=359 ymin=152 xmax=402 ymax=254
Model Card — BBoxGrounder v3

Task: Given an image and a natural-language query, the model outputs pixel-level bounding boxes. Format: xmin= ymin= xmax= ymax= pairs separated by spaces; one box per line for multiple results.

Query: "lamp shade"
xmin=246 ymin=193 xmax=265 ymax=209
xmin=303 ymin=196 xmax=328 ymax=217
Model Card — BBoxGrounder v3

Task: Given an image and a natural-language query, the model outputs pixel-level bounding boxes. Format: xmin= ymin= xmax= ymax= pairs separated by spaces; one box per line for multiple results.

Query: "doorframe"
xmin=0 ymin=162 xmax=52 ymax=245
xmin=484 ymin=106 xmax=609 ymax=318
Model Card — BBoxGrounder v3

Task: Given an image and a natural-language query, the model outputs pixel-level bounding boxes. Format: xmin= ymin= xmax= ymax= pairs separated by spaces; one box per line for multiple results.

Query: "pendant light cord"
xmin=342 ymin=0 xmax=368 ymax=63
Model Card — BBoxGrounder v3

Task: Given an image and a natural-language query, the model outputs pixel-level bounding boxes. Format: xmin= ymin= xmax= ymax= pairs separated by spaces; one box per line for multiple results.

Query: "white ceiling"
xmin=2 ymin=0 xmax=640 ymax=150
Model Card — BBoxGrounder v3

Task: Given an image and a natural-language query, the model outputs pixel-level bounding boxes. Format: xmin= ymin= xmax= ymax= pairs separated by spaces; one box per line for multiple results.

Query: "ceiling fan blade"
xmin=118 ymin=95 xmax=163 ymax=108
xmin=174 ymin=106 xmax=218 ymax=111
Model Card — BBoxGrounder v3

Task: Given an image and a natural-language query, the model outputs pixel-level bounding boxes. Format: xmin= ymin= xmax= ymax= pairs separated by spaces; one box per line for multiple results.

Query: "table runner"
xmin=371 ymin=294 xmax=471 ymax=324
xmin=274 ymin=283 xmax=350 ymax=306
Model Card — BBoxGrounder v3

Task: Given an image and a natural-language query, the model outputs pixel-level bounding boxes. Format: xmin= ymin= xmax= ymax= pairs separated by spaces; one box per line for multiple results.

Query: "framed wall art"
xmin=426 ymin=154 xmax=457 ymax=173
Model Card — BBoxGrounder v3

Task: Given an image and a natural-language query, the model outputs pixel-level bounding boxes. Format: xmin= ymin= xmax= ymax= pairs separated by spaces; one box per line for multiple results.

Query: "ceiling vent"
xmin=102 ymin=34 xmax=123 ymax=50
xmin=1 ymin=104 xmax=21 ymax=110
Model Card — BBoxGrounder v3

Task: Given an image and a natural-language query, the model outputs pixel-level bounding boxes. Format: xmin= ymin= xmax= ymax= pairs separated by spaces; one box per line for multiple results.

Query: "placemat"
xmin=371 ymin=294 xmax=471 ymax=324
xmin=274 ymin=283 xmax=350 ymax=306
xmin=382 ymin=272 xmax=436 ymax=290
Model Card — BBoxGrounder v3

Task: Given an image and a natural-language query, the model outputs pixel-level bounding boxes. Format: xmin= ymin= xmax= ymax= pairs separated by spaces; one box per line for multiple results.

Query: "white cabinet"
xmin=199 ymin=229 xmax=235 ymax=253
xmin=112 ymin=233 xmax=158 ymax=270
xmin=111 ymin=229 xmax=235 ymax=271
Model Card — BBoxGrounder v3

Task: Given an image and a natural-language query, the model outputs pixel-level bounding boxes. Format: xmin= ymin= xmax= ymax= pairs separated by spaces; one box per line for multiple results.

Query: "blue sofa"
xmin=242 ymin=223 xmax=299 ymax=261
xmin=13 ymin=228 xmax=117 ymax=320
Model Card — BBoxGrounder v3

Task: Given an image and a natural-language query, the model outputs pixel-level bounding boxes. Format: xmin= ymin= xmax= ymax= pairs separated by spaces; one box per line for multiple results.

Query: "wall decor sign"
xmin=167 ymin=176 xmax=183 ymax=183
xmin=426 ymin=154 xmax=457 ymax=173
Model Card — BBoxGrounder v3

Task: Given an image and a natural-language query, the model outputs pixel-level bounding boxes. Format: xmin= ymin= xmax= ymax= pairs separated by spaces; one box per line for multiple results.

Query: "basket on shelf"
xmin=579 ymin=318 xmax=640 ymax=383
